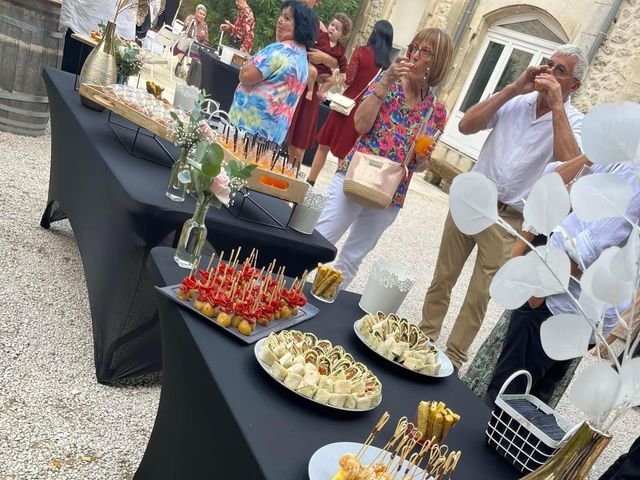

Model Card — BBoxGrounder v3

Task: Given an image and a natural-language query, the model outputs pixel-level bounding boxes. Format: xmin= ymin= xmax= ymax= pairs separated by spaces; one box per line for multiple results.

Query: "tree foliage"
xmin=179 ymin=0 xmax=361 ymax=52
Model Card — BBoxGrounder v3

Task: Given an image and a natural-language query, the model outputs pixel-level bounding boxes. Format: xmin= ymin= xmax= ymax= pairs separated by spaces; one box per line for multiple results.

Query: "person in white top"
xmin=419 ymin=44 xmax=588 ymax=371
xmin=59 ymin=0 xmax=136 ymax=74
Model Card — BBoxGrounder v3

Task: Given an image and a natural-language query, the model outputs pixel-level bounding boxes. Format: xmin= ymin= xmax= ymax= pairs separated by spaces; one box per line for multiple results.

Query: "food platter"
xmin=353 ymin=315 xmax=454 ymax=378
xmin=308 ymin=442 xmax=431 ymax=480
xmin=254 ymin=332 xmax=382 ymax=412
xmin=156 ymin=286 xmax=318 ymax=344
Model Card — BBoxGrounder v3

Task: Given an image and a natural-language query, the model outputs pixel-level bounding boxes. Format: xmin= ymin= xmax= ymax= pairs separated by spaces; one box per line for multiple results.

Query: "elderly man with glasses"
xmin=419 ymin=44 xmax=588 ymax=373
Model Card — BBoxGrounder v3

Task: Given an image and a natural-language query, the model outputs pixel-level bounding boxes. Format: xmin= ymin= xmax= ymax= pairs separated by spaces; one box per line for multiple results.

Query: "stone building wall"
xmin=573 ymin=0 xmax=640 ymax=110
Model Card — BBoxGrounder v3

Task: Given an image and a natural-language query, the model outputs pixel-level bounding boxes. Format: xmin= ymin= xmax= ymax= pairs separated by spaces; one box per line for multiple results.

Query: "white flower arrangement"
xmin=448 ymin=102 xmax=640 ymax=431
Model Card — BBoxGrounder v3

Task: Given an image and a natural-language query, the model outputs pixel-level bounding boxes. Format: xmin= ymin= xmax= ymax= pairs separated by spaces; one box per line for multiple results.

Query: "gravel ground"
xmin=0 ymin=128 xmax=637 ymax=479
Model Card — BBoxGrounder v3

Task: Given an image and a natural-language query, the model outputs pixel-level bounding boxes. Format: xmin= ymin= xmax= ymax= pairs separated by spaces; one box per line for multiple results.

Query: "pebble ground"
xmin=0 ymin=129 xmax=637 ymax=479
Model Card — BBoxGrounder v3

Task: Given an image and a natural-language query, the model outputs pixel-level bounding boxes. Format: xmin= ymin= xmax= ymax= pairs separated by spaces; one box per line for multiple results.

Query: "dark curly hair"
xmin=280 ymin=1 xmax=317 ymax=48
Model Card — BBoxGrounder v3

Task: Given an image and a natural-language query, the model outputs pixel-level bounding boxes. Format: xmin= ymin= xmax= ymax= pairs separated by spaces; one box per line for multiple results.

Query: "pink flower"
xmin=209 ymin=170 xmax=231 ymax=206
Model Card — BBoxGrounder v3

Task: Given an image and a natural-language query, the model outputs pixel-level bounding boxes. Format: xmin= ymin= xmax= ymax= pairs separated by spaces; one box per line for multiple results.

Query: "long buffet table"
xmin=135 ymin=247 xmax=520 ymax=479
xmin=41 ymin=68 xmax=336 ymax=383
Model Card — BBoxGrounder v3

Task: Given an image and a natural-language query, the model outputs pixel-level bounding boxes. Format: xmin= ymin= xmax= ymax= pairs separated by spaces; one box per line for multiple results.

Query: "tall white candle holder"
xmin=289 ymin=188 xmax=329 ymax=235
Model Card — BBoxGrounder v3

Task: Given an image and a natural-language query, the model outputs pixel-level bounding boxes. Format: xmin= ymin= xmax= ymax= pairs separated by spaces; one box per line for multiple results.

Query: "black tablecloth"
xmin=41 ymin=68 xmax=336 ymax=383
xmin=199 ymin=49 xmax=330 ymax=167
xmin=135 ymin=247 xmax=520 ymax=479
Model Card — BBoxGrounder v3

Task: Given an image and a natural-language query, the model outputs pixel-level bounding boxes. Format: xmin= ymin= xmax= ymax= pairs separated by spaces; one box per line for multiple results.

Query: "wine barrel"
xmin=0 ymin=0 xmax=64 ymax=136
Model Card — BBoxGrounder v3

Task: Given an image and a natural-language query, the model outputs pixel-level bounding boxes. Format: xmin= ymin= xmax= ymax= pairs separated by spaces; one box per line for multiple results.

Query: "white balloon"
xmin=570 ymin=173 xmax=632 ymax=222
xmin=523 ymin=173 xmax=570 ymax=236
xmin=582 ymin=102 xmax=640 ymax=165
xmin=540 ymin=314 xmax=592 ymax=361
xmin=449 ymin=172 xmax=499 ymax=235
xmin=581 ymin=247 xmax=635 ymax=306
xmin=570 ymin=364 xmax=620 ymax=424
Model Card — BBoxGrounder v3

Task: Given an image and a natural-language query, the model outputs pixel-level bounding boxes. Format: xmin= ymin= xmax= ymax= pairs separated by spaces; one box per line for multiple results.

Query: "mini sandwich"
xmin=283 ymin=371 xmax=303 ymax=390
xmin=328 ymin=393 xmax=348 ymax=408
xmin=269 ymin=361 xmax=288 ymax=382
xmin=258 ymin=345 xmax=278 ymax=366
xmin=314 ymin=388 xmax=331 ymax=404
xmin=334 ymin=379 xmax=352 ymax=394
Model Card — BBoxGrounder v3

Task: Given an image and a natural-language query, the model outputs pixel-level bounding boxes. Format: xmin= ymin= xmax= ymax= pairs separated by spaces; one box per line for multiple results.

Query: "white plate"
xmin=308 ymin=441 xmax=432 ymax=480
xmin=353 ymin=319 xmax=454 ymax=378
xmin=254 ymin=338 xmax=382 ymax=412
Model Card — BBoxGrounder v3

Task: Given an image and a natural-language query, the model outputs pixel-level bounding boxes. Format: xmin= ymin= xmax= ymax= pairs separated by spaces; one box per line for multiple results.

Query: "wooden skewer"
xmin=356 ymin=411 xmax=390 ymax=459
xmin=389 ymin=439 xmax=417 ymax=480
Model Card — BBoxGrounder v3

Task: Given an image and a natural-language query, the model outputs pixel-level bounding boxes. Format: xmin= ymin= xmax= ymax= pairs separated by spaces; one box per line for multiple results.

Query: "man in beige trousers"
xmin=420 ymin=45 xmax=588 ymax=370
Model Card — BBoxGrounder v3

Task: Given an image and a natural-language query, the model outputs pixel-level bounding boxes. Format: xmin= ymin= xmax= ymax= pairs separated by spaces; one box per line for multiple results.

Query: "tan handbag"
xmin=328 ymin=68 xmax=382 ymax=116
xmin=343 ymin=152 xmax=408 ymax=209
xmin=343 ymin=99 xmax=435 ymax=209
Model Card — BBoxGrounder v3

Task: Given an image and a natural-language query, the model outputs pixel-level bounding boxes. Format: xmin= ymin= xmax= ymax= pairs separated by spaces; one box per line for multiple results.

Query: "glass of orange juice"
xmin=415 ymin=124 xmax=442 ymax=156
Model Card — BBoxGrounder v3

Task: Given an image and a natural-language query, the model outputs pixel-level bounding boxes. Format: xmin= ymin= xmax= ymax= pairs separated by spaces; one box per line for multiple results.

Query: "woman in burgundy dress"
xmin=307 ymin=20 xmax=394 ymax=185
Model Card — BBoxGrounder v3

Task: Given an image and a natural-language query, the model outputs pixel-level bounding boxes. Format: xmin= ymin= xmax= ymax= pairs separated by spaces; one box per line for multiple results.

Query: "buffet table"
xmin=135 ymin=247 xmax=519 ymax=479
xmin=41 ymin=68 xmax=336 ymax=383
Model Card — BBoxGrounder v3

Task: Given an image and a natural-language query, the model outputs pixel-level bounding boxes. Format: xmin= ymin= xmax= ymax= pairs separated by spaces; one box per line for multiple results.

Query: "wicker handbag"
xmin=343 ymin=100 xmax=434 ymax=209
xmin=343 ymin=152 xmax=408 ymax=209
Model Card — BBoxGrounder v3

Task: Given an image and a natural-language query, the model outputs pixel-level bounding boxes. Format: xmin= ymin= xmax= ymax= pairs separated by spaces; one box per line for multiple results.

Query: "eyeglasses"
xmin=407 ymin=44 xmax=433 ymax=59
xmin=545 ymin=61 xmax=571 ymax=79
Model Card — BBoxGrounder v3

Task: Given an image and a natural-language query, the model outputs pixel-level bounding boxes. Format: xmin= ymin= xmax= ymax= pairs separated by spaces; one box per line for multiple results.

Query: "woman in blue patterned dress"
xmin=228 ymin=1 xmax=317 ymax=144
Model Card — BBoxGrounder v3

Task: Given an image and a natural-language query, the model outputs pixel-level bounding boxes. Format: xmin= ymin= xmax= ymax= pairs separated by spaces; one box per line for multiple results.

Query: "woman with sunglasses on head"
xmin=315 ymin=28 xmax=453 ymax=288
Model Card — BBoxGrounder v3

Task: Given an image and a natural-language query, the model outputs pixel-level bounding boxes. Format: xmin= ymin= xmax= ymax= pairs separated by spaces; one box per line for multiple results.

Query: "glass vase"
xmin=174 ymin=197 xmax=209 ymax=269
xmin=166 ymin=152 xmax=190 ymax=202
xmin=520 ymin=421 xmax=611 ymax=480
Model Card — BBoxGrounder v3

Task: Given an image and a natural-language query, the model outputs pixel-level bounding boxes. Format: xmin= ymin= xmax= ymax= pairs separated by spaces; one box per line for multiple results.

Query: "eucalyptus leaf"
xmin=208 ymin=143 xmax=224 ymax=163
xmin=449 ymin=172 xmax=499 ymax=235
xmin=582 ymin=103 xmax=640 ymax=165
xmin=170 ymin=111 xmax=183 ymax=128
xmin=540 ymin=314 xmax=592 ymax=361
xmin=610 ymin=228 xmax=639 ymax=281
xmin=529 ymin=247 xmax=571 ymax=297
xmin=616 ymin=358 xmax=640 ymax=408
xmin=570 ymin=364 xmax=620 ymax=425
xmin=194 ymin=141 xmax=209 ymax=164
xmin=581 ymin=247 xmax=635 ymax=306
xmin=523 ymin=173 xmax=570 ymax=236
xmin=489 ymin=255 xmax=536 ymax=309
xmin=202 ymin=161 xmax=221 ymax=178
xmin=570 ymin=173 xmax=632 ymax=222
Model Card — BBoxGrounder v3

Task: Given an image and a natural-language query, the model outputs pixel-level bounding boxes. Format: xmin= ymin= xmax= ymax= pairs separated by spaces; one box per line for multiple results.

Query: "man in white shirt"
xmin=59 ymin=0 xmax=136 ymax=73
xmin=420 ymin=45 xmax=587 ymax=371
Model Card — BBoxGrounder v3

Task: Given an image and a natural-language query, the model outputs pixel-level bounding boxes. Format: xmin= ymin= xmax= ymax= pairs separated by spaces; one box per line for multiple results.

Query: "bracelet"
xmin=372 ymin=90 xmax=386 ymax=101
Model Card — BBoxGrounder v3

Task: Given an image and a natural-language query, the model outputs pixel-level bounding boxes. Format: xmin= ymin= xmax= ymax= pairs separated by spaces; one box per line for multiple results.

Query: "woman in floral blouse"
xmin=220 ymin=0 xmax=255 ymax=53
xmin=316 ymin=28 xmax=453 ymax=288
xmin=228 ymin=1 xmax=317 ymax=144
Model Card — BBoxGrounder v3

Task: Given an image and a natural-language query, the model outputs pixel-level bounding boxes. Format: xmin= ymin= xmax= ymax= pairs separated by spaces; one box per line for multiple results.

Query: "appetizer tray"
xmin=156 ymin=285 xmax=318 ymax=344
xmin=353 ymin=314 xmax=454 ymax=378
xmin=254 ymin=331 xmax=382 ymax=412
xmin=79 ymin=83 xmax=176 ymax=142
xmin=217 ymin=143 xmax=309 ymax=204
xmin=308 ymin=442 xmax=430 ymax=480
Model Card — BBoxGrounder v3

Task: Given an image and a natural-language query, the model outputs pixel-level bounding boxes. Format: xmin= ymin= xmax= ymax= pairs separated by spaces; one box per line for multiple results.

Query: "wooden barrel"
xmin=0 ymin=0 xmax=64 ymax=136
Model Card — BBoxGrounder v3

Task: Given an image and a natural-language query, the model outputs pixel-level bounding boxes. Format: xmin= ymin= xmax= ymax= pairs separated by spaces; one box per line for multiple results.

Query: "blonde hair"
xmin=411 ymin=28 xmax=452 ymax=87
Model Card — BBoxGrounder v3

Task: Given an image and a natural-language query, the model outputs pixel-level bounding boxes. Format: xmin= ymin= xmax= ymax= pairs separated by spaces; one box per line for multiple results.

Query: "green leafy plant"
xmin=179 ymin=0 xmax=361 ymax=51
xmin=114 ymin=39 xmax=144 ymax=78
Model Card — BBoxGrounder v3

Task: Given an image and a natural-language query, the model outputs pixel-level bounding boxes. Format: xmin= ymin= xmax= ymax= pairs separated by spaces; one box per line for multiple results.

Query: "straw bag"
xmin=343 ymin=152 xmax=408 ymax=209
xmin=343 ymin=96 xmax=435 ymax=209
xmin=328 ymin=68 xmax=382 ymax=116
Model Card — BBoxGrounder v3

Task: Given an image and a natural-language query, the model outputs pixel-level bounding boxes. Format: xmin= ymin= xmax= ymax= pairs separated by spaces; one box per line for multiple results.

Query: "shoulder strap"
xmin=353 ymin=67 xmax=383 ymax=101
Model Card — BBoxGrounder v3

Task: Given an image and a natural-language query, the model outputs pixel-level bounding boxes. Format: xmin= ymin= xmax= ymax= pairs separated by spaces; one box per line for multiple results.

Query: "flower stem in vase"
xmin=166 ymin=152 xmax=190 ymax=202
xmin=174 ymin=196 xmax=210 ymax=268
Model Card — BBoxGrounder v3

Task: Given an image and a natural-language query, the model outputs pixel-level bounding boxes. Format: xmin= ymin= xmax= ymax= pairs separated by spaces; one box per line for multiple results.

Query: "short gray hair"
xmin=553 ymin=44 xmax=588 ymax=82
xmin=196 ymin=4 xmax=207 ymax=14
